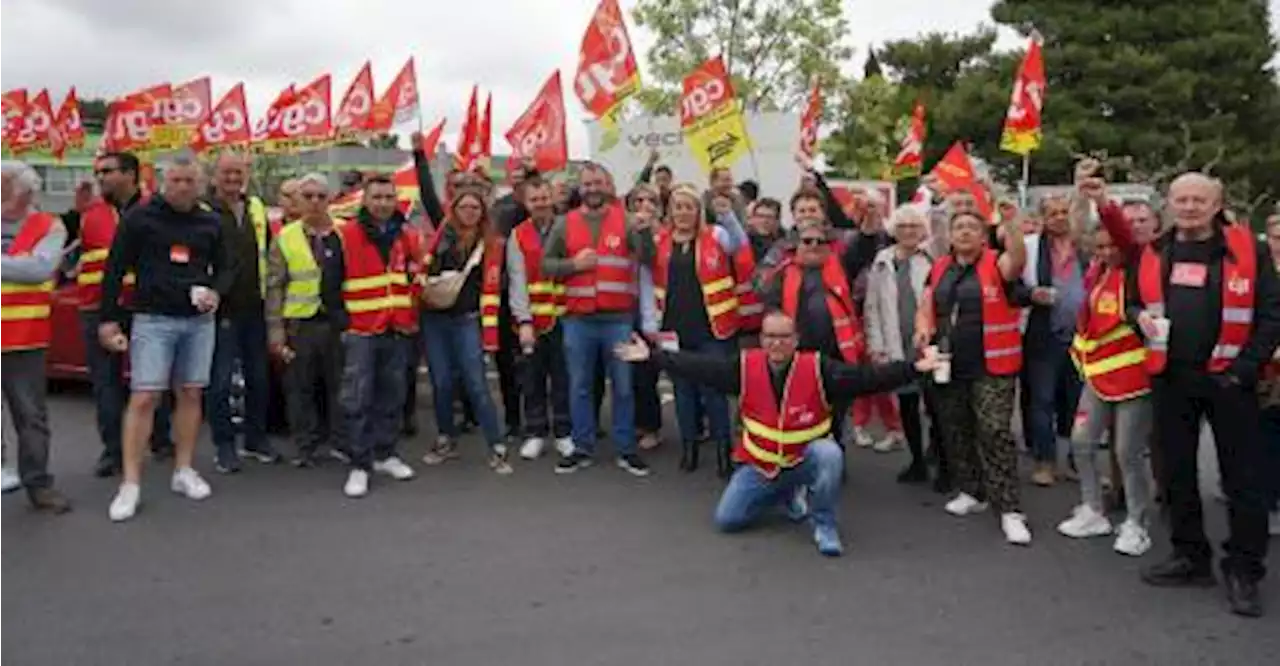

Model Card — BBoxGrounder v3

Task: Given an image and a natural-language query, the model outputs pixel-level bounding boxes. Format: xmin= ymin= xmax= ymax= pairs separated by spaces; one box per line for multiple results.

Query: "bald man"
xmin=1126 ymin=172 xmax=1280 ymax=617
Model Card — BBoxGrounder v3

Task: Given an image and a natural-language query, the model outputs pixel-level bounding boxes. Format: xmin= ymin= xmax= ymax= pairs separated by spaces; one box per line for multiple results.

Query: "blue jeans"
xmin=1020 ymin=336 xmax=1081 ymax=462
xmin=80 ymin=311 xmax=173 ymax=458
xmin=672 ymin=336 xmax=735 ymax=445
xmin=208 ymin=313 xmax=271 ymax=456
xmin=714 ymin=438 xmax=843 ymax=532
xmin=421 ymin=312 xmax=502 ymax=449
xmin=341 ymin=332 xmax=410 ymax=470
xmin=561 ymin=316 xmax=635 ymax=456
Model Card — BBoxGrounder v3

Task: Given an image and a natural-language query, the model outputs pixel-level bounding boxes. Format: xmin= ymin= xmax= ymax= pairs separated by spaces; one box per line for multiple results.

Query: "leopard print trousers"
xmin=932 ymin=375 xmax=1021 ymax=513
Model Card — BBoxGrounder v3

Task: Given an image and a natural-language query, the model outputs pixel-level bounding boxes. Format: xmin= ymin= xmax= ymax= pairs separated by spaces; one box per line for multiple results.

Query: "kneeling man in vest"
xmin=614 ymin=310 xmax=941 ymax=556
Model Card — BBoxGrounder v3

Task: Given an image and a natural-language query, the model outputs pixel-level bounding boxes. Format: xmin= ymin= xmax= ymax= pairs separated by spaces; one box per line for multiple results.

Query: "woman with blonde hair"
xmin=419 ymin=190 xmax=511 ymax=475
xmin=651 ymin=183 xmax=748 ymax=474
xmin=864 ymin=205 xmax=948 ymax=488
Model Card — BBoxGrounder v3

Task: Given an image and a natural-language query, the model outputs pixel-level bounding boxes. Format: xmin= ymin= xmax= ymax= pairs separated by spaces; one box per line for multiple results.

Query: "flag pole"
xmin=1019 ymin=152 xmax=1031 ymax=210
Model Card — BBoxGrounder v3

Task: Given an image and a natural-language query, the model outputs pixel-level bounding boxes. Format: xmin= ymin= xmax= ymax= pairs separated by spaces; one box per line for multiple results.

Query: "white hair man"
xmin=1 ymin=160 xmax=72 ymax=513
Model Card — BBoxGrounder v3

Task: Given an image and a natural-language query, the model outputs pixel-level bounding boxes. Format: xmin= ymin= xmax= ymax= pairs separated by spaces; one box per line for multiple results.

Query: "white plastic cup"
xmin=1151 ymin=316 xmax=1171 ymax=344
xmin=925 ymin=345 xmax=952 ymax=385
xmin=190 ymin=285 xmax=213 ymax=306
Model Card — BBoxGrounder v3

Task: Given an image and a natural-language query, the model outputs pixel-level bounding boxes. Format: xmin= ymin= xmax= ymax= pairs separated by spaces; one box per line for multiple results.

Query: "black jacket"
xmin=210 ymin=195 xmax=271 ymax=317
xmin=101 ymin=196 xmax=231 ymax=323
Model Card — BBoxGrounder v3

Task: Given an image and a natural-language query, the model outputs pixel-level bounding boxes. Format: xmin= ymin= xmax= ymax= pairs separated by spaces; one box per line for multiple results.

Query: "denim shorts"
xmin=129 ymin=313 xmax=217 ymax=391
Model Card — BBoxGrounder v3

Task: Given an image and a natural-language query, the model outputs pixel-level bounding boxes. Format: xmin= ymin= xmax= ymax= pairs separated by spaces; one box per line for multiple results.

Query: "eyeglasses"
xmin=94 ymin=167 xmax=119 ymax=177
xmin=300 ymin=192 xmax=325 ymax=201
xmin=799 ymin=237 xmax=829 ymax=247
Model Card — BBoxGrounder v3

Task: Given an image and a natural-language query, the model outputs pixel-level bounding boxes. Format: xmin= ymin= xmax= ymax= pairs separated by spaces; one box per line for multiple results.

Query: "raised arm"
xmin=996 ymin=215 xmax=1027 ymax=282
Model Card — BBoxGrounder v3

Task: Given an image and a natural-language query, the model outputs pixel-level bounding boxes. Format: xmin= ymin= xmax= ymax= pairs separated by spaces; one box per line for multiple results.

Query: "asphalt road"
xmin=3 ymin=388 xmax=1277 ymax=666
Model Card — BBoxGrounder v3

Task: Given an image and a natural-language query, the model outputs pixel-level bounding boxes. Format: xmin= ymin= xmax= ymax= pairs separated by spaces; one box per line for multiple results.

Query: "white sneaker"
xmin=1 ymin=466 xmax=20 ymax=493
xmin=554 ymin=436 xmax=575 ymax=458
xmin=873 ymin=432 xmax=903 ymax=453
xmin=1112 ymin=520 xmax=1152 ymax=557
xmin=1002 ymin=512 xmax=1032 ymax=546
xmin=944 ymin=492 xmax=989 ymax=516
xmin=372 ymin=456 xmax=415 ymax=481
xmin=170 ymin=467 xmax=212 ymax=501
xmin=519 ymin=437 xmax=545 ymax=460
xmin=108 ymin=483 xmax=141 ymax=522
xmin=1056 ymin=504 xmax=1112 ymax=539
xmin=853 ymin=427 xmax=874 ymax=448
xmin=343 ymin=469 xmax=369 ymax=498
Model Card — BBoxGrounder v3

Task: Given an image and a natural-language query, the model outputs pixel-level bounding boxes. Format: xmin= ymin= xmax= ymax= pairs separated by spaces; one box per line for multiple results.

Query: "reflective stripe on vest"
xmin=277 ymin=222 xmax=323 ymax=319
xmin=652 ymin=228 xmax=740 ymax=340
xmin=733 ymin=245 xmax=763 ymax=332
xmin=479 ymin=236 xmax=505 ymax=352
xmin=1136 ymin=226 xmax=1257 ymax=375
xmin=927 ymin=250 xmax=1023 ymax=375
xmin=780 ymin=254 xmax=864 ymax=362
xmin=1 ymin=212 xmax=56 ymax=352
xmin=734 ymin=349 xmax=831 ymax=478
xmin=248 ymin=196 xmax=270 ymax=298
xmin=338 ymin=221 xmax=419 ymax=334
xmin=562 ymin=203 xmax=636 ymax=315
xmin=515 ymin=220 xmax=566 ymax=334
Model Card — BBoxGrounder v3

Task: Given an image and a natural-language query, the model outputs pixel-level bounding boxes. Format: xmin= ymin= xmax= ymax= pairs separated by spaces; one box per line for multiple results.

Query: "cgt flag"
xmin=930 ymin=142 xmax=993 ymax=221
xmin=892 ymin=101 xmax=926 ymax=179
xmin=51 ymin=87 xmax=86 ymax=160
xmin=191 ymin=82 xmax=250 ymax=153
xmin=506 ymin=71 xmax=568 ymax=173
xmin=798 ymin=78 xmax=821 ymax=158
xmin=679 ymin=56 xmax=751 ymax=173
xmin=1000 ymin=33 xmax=1046 ymax=156
xmin=574 ymin=0 xmax=640 ymax=149
xmin=334 ymin=61 xmax=375 ymax=141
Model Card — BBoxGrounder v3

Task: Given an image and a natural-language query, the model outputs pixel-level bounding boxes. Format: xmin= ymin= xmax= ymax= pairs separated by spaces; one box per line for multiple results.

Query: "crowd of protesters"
xmin=2 ymin=141 xmax=1279 ymax=618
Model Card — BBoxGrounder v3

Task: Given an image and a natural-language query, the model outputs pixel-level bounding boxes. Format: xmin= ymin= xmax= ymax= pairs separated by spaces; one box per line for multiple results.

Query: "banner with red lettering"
xmin=506 ymin=71 xmax=568 ymax=173
xmin=798 ymin=79 xmax=821 ymax=158
xmin=7 ymin=89 xmax=56 ymax=155
xmin=148 ymin=77 xmax=211 ymax=152
xmin=892 ymin=101 xmax=926 ymax=179
xmin=334 ymin=61 xmax=375 ymax=141
xmin=679 ymin=56 xmax=751 ymax=172
xmin=101 ymin=85 xmax=166 ymax=154
xmin=574 ymin=0 xmax=639 ymax=143
xmin=1000 ymin=34 xmax=1045 ymax=156
xmin=51 ymin=87 xmax=85 ymax=160
xmin=2 ymin=89 xmax=27 ymax=150
xmin=454 ymin=86 xmax=481 ymax=171
xmin=191 ymin=82 xmax=250 ymax=153
xmin=368 ymin=57 xmax=419 ymax=133
xmin=258 ymin=75 xmax=332 ymax=153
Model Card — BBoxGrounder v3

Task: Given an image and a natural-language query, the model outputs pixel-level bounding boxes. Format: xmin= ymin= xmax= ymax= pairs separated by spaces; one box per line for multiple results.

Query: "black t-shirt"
xmin=929 ymin=260 xmax=1017 ymax=381
xmin=661 ymin=239 xmax=714 ymax=346
xmin=797 ymin=268 xmax=840 ymax=357
xmin=1165 ymin=238 xmax=1221 ymax=368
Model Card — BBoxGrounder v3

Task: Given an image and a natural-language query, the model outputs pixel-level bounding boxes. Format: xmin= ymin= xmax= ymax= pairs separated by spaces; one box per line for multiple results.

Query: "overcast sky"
xmin=2 ymin=0 xmax=1276 ymax=157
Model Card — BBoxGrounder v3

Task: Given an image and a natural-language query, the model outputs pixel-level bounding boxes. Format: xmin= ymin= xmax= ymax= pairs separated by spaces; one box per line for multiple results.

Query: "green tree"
xmin=631 ymin=0 xmax=853 ymax=114
xmin=989 ymin=0 xmax=1280 ymax=221
xmin=823 ymin=75 xmax=911 ymax=179
xmin=79 ymin=97 xmax=110 ymax=133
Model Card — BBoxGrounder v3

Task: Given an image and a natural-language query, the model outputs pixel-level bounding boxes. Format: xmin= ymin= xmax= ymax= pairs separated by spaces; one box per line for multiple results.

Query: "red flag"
xmin=334 ymin=61 xmax=375 ymax=140
xmin=368 ymin=58 xmax=419 ymax=133
xmin=152 ymin=77 xmax=211 ymax=151
xmin=892 ymin=101 xmax=926 ymax=178
xmin=574 ymin=0 xmax=640 ymax=128
xmin=453 ymin=86 xmax=481 ymax=171
xmin=506 ymin=71 xmax=569 ymax=173
xmin=101 ymin=85 xmax=164 ymax=154
xmin=51 ymin=88 xmax=85 ymax=159
xmin=8 ymin=89 xmax=56 ymax=155
xmin=252 ymin=84 xmax=297 ymax=144
xmin=259 ymin=75 xmax=332 ymax=152
xmin=798 ymin=79 xmax=821 ymax=158
xmin=418 ymin=117 xmax=446 ymax=158
xmin=929 ymin=142 xmax=993 ymax=220
xmin=2 ymin=89 xmax=27 ymax=148
xmin=1000 ymin=34 xmax=1046 ymax=155
xmin=191 ymin=82 xmax=250 ymax=153
xmin=478 ymin=94 xmax=492 ymax=169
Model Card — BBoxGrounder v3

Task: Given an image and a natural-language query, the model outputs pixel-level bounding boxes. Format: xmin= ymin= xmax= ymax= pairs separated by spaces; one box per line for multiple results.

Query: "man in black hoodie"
xmin=205 ymin=152 xmax=279 ymax=472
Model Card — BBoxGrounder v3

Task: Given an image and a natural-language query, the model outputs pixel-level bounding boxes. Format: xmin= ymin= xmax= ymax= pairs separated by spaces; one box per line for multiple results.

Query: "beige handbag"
xmin=420 ymin=241 xmax=485 ymax=310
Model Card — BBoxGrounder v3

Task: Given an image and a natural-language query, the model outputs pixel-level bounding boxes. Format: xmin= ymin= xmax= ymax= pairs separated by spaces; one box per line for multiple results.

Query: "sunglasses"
xmin=799 ymin=237 xmax=829 ymax=247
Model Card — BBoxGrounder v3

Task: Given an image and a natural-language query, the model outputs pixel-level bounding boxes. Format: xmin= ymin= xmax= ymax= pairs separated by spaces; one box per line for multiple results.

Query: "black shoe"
xmin=93 ymin=454 xmax=121 ymax=478
xmin=1224 ymin=572 xmax=1264 ymax=618
xmin=897 ymin=461 xmax=928 ymax=484
xmin=932 ymin=466 xmax=953 ymax=494
xmin=617 ymin=454 xmax=651 ymax=477
xmin=1140 ymin=555 xmax=1215 ymax=588
xmin=215 ymin=450 xmax=243 ymax=475
xmin=679 ymin=441 xmax=699 ymax=472
xmin=150 ymin=446 xmax=174 ymax=462
xmin=401 ymin=419 xmax=418 ymax=438
xmin=291 ymin=454 xmax=317 ymax=468
xmin=27 ymin=487 xmax=71 ymax=514
xmin=715 ymin=442 xmax=732 ymax=479
xmin=555 ymin=452 xmax=593 ymax=475
xmin=241 ymin=445 xmax=282 ymax=465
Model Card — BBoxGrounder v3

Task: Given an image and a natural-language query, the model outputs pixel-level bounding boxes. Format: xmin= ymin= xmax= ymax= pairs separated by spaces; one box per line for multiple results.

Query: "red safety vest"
xmin=780 ymin=254 xmax=864 ymax=362
xmin=1069 ymin=265 xmax=1149 ymax=401
xmin=338 ymin=221 xmax=421 ymax=335
xmin=926 ymin=250 xmax=1023 ymax=376
xmin=733 ymin=245 xmax=763 ymax=332
xmin=76 ymin=198 xmax=140 ymax=309
xmin=479 ymin=235 xmax=504 ymax=352
xmin=1 ymin=212 xmax=57 ymax=352
xmin=652 ymin=227 xmax=740 ymax=340
xmin=1137 ymin=225 xmax=1256 ymax=375
xmin=563 ymin=203 xmax=635 ymax=315
xmin=513 ymin=218 xmax=565 ymax=335
xmin=735 ymin=349 xmax=832 ymax=478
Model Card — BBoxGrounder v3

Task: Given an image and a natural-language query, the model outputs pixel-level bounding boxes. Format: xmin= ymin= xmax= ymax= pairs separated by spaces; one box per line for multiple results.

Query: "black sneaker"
xmin=555 ymin=452 xmax=593 ymax=474
xmin=896 ymin=462 xmax=928 ymax=484
xmin=1140 ymin=555 xmax=1215 ymax=588
xmin=1224 ymin=572 xmax=1263 ymax=618
xmin=240 ymin=445 xmax=282 ymax=465
xmin=291 ymin=454 xmax=316 ymax=468
xmin=617 ymin=454 xmax=651 ymax=477
xmin=93 ymin=454 xmax=122 ymax=478
xmin=215 ymin=450 xmax=243 ymax=475
xmin=150 ymin=446 xmax=175 ymax=462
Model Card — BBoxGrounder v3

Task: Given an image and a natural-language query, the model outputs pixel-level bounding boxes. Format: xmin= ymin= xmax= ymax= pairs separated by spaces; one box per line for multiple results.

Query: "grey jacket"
xmin=864 ymin=245 xmax=932 ymax=362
